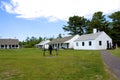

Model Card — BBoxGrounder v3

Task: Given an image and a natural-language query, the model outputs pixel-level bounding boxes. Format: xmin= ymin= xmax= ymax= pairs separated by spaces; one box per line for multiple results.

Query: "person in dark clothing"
xmin=49 ymin=45 xmax=53 ymax=55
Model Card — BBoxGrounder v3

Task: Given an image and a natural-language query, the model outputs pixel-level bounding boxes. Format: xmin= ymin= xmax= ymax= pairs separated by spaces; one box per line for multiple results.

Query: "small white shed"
xmin=74 ymin=31 xmax=112 ymax=50
xmin=36 ymin=40 xmax=50 ymax=49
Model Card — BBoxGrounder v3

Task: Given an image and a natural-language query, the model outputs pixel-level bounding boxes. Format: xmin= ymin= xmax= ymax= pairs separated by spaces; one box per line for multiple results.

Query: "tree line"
xmin=19 ymin=35 xmax=61 ymax=48
xmin=63 ymin=11 xmax=120 ymax=46
xmin=19 ymin=36 xmax=42 ymax=48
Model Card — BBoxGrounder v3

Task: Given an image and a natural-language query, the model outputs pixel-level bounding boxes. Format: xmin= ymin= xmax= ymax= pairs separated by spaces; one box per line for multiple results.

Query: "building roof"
xmin=48 ymin=35 xmax=76 ymax=44
xmin=75 ymin=32 xmax=104 ymax=41
xmin=0 ymin=39 xmax=19 ymax=45
xmin=36 ymin=40 xmax=50 ymax=45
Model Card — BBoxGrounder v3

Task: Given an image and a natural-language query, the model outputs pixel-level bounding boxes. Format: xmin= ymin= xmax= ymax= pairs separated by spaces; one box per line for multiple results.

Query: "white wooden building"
xmin=48 ymin=35 xmax=79 ymax=49
xmin=0 ymin=39 xmax=19 ymax=49
xmin=36 ymin=40 xmax=50 ymax=49
xmin=74 ymin=29 xmax=112 ymax=50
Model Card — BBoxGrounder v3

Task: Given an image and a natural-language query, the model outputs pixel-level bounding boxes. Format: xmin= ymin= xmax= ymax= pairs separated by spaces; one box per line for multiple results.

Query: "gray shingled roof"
xmin=75 ymin=32 xmax=104 ymax=41
xmin=0 ymin=39 xmax=19 ymax=45
xmin=48 ymin=35 xmax=75 ymax=44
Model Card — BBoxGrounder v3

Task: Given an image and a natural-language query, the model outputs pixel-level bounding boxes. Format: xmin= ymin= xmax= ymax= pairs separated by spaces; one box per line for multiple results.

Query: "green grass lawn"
xmin=0 ymin=48 xmax=116 ymax=80
xmin=109 ymin=48 xmax=120 ymax=57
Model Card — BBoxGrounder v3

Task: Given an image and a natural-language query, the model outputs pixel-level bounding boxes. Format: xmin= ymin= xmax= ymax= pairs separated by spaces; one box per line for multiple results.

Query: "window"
xmin=12 ymin=45 xmax=15 ymax=48
xmin=89 ymin=41 xmax=92 ymax=46
xmin=76 ymin=42 xmax=78 ymax=46
xmin=99 ymin=41 xmax=102 ymax=46
xmin=16 ymin=45 xmax=18 ymax=47
xmin=1 ymin=45 xmax=4 ymax=48
xmin=82 ymin=42 xmax=85 ymax=46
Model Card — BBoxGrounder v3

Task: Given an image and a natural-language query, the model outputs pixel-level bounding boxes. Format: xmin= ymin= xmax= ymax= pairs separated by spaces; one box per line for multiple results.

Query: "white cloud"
xmin=1 ymin=0 xmax=120 ymax=21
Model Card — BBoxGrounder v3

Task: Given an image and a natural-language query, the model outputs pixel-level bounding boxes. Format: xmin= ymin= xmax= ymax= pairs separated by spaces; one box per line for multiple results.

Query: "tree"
xmin=87 ymin=11 xmax=110 ymax=34
xmin=20 ymin=36 xmax=43 ymax=48
xmin=63 ymin=16 xmax=88 ymax=35
xmin=57 ymin=34 xmax=62 ymax=38
xmin=109 ymin=11 xmax=120 ymax=46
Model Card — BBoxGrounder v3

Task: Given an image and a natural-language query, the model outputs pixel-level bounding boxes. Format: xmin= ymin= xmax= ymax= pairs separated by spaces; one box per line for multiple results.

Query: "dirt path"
xmin=100 ymin=50 xmax=120 ymax=80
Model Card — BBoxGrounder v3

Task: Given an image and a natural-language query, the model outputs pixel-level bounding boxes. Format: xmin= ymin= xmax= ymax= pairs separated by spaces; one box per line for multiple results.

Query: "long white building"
xmin=74 ymin=29 xmax=112 ymax=50
xmin=0 ymin=39 xmax=19 ymax=49
xmin=48 ymin=35 xmax=79 ymax=49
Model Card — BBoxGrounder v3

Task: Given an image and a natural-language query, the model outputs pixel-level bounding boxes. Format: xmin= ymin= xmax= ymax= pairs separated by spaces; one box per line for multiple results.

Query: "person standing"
xmin=49 ymin=45 xmax=53 ymax=55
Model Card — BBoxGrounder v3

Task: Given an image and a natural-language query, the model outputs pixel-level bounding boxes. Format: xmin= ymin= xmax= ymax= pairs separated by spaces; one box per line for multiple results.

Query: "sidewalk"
xmin=100 ymin=50 xmax=120 ymax=80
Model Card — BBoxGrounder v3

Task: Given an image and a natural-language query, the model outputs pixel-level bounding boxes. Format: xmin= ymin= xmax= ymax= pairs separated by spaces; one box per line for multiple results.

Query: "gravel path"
xmin=100 ymin=50 xmax=120 ymax=80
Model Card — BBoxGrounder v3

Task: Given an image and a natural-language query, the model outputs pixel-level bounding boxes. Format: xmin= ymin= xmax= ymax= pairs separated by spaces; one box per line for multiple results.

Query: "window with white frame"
xmin=82 ymin=42 xmax=85 ymax=46
xmin=99 ymin=41 xmax=102 ymax=46
xmin=76 ymin=42 xmax=78 ymax=46
xmin=89 ymin=41 xmax=92 ymax=46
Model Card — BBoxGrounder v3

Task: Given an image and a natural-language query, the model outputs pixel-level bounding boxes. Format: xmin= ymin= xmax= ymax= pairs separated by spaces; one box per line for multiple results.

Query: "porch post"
xmin=57 ymin=43 xmax=59 ymax=49
xmin=7 ymin=45 xmax=9 ymax=49
xmin=3 ymin=45 xmax=5 ymax=49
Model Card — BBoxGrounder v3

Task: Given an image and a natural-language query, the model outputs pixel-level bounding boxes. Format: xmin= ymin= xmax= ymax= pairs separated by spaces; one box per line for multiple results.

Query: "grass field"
xmin=109 ymin=48 xmax=120 ymax=57
xmin=0 ymin=48 xmax=116 ymax=80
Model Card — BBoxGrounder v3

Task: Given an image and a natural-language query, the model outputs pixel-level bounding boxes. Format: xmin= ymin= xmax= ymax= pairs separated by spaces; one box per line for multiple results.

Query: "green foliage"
xmin=109 ymin=11 xmax=120 ymax=46
xmin=0 ymin=49 xmax=116 ymax=80
xmin=57 ymin=34 xmax=62 ymax=38
xmin=63 ymin=16 xmax=88 ymax=35
xmin=19 ymin=36 xmax=43 ymax=48
xmin=87 ymin=11 xmax=110 ymax=34
xmin=109 ymin=48 xmax=120 ymax=57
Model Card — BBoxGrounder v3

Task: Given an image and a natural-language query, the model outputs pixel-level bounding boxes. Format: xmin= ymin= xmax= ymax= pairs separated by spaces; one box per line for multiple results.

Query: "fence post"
xmin=42 ymin=48 xmax=46 ymax=56
xmin=55 ymin=47 xmax=58 ymax=56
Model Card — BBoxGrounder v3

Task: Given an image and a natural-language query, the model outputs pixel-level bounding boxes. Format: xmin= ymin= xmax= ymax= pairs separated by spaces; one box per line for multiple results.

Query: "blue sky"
xmin=0 ymin=9 xmax=66 ymax=41
xmin=0 ymin=0 xmax=120 ymax=41
xmin=0 ymin=0 xmax=67 ymax=41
